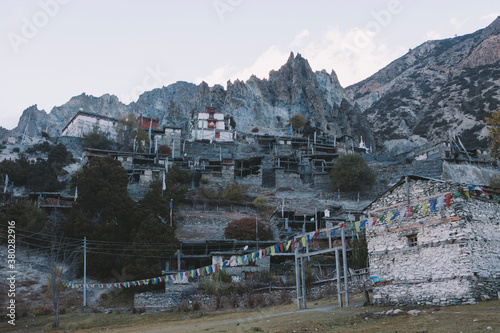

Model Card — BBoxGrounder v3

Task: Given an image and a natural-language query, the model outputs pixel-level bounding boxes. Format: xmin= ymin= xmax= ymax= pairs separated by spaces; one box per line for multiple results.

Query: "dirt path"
xmin=100 ymin=303 xmax=353 ymax=333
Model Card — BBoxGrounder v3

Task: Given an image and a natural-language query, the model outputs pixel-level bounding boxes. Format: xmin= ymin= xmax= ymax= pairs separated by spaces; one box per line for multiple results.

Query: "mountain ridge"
xmin=3 ymin=17 xmax=499 ymax=156
xmin=346 ymin=16 xmax=500 ymax=152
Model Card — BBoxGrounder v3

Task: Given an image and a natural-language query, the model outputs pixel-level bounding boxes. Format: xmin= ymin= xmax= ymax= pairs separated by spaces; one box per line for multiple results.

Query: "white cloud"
xmin=287 ymin=26 xmax=406 ymax=87
xmin=450 ymin=17 xmax=469 ymax=29
xmin=291 ymin=29 xmax=310 ymax=47
xmin=425 ymin=30 xmax=442 ymax=40
xmin=196 ymin=45 xmax=288 ymax=86
xmin=197 ymin=25 xmax=407 ymax=88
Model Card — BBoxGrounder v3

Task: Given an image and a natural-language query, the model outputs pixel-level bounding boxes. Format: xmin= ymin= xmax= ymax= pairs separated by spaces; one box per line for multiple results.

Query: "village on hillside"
xmin=1 ymin=105 xmax=500 ymax=320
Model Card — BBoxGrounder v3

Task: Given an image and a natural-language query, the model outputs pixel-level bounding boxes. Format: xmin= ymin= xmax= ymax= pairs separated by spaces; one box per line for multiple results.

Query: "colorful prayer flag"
xmin=421 ymin=201 xmax=428 ymax=215
xmin=445 ymin=193 xmax=452 ymax=207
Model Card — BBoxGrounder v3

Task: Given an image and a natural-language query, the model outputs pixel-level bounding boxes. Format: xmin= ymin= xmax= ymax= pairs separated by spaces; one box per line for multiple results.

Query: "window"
xmin=407 ymin=234 xmax=418 ymax=247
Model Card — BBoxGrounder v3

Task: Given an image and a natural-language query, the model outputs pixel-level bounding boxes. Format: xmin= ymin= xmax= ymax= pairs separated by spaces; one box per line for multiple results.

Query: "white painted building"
xmin=190 ymin=106 xmax=234 ymax=142
xmin=365 ymin=175 xmax=500 ymax=306
xmin=61 ymin=111 xmax=118 ymax=138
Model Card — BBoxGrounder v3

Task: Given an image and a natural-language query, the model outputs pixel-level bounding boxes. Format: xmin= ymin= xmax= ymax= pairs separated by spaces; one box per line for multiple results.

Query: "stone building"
xmin=364 ymin=175 xmax=500 ymax=306
xmin=61 ymin=111 xmax=118 ymax=138
xmin=190 ymin=106 xmax=234 ymax=142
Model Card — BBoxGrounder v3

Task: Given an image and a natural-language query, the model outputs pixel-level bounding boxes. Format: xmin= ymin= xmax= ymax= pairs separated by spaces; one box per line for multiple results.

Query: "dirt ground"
xmin=3 ymin=295 xmax=500 ymax=333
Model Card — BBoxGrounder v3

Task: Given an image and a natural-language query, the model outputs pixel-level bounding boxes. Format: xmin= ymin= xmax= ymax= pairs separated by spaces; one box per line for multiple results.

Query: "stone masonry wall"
xmin=366 ymin=177 xmax=500 ymax=306
xmin=275 ymin=168 xmax=302 ymax=189
xmin=235 ymin=174 xmax=262 ymax=187
xmin=313 ymin=173 xmax=331 ymax=190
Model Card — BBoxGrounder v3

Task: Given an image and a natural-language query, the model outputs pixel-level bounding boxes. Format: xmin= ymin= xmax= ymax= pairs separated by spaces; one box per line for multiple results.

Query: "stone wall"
xmin=235 ymin=174 xmax=262 ymax=187
xmin=366 ymin=177 xmax=500 ymax=306
xmin=369 ymin=159 xmax=443 ymax=195
xmin=134 ymin=278 xmax=369 ymax=311
xmin=442 ymin=161 xmax=499 ymax=185
xmin=313 ymin=173 xmax=331 ymax=190
xmin=275 ymin=168 xmax=302 ymax=189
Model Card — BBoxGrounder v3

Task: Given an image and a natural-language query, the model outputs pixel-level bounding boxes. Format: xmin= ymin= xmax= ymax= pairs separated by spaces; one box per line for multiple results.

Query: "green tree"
xmin=351 ymin=232 xmax=368 ymax=270
xmin=221 ymin=183 xmax=244 ymax=202
xmin=122 ymin=214 xmax=177 ymax=280
xmin=123 ymin=181 xmax=179 ymax=279
xmin=329 ymin=153 xmax=375 ymax=192
xmin=63 ymin=156 xmax=135 ymax=277
xmin=486 ymin=108 xmax=500 ymax=160
xmin=135 ymin=127 xmax=150 ymax=152
xmin=48 ymin=143 xmax=75 ymax=175
xmin=0 ymin=155 xmax=63 ymax=191
xmin=288 ymin=114 xmax=306 ymax=130
xmin=116 ymin=113 xmax=149 ymax=151
xmin=163 ymin=165 xmax=190 ymax=204
xmin=224 ymin=217 xmax=269 ymax=241
xmin=136 ymin=180 xmax=182 ymax=224
xmin=82 ymin=124 xmax=114 ymax=150
xmin=27 ymin=160 xmax=64 ymax=192
xmin=0 ymin=155 xmax=31 ymax=186
xmin=5 ymin=199 xmax=47 ymax=234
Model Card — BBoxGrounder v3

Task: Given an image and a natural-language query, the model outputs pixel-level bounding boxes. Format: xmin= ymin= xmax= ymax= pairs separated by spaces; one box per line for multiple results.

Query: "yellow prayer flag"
xmin=421 ymin=201 xmax=428 ymax=215
xmin=301 ymin=236 xmax=307 ymax=247
xmin=386 ymin=212 xmax=392 ymax=224
xmin=355 ymin=221 xmax=361 ymax=232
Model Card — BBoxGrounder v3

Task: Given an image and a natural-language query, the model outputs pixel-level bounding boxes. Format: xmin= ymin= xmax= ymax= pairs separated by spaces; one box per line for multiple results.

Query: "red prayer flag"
xmin=406 ymin=206 xmax=413 ymax=218
xmin=445 ymin=193 xmax=452 ymax=207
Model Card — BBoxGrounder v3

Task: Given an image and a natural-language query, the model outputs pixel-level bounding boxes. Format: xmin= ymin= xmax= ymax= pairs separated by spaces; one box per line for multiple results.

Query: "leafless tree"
xmin=48 ymin=237 xmax=79 ymax=327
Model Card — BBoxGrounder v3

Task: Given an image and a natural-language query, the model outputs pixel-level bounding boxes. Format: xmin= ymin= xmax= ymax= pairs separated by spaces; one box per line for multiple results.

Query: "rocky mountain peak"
xmin=269 ymin=52 xmax=315 ymax=83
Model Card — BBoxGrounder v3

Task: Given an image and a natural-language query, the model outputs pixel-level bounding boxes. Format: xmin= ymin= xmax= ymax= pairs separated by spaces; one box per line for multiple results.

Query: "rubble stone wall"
xmin=275 ymin=169 xmax=302 ymax=189
xmin=367 ymin=178 xmax=500 ymax=306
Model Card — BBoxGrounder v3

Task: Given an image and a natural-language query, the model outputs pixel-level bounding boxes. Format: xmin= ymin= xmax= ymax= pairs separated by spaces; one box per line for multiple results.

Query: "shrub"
xmin=200 ymin=177 xmax=210 ymax=185
xmin=178 ymin=300 xmax=190 ymax=312
xmin=158 ymin=145 xmax=172 ymax=157
xmin=329 ymin=153 xmax=375 ymax=192
xmin=196 ymin=186 xmax=219 ymax=199
xmin=279 ymin=290 xmax=292 ymax=304
xmin=192 ymin=300 xmax=201 ymax=311
xmin=212 ymin=270 xmax=232 ymax=283
xmin=221 ymin=183 xmax=244 ymax=202
xmin=251 ymin=127 xmax=259 ymax=133
xmin=230 ymin=295 xmax=239 ymax=308
xmin=12 ymin=147 xmax=20 ymax=153
xmin=253 ymin=270 xmax=276 ymax=284
xmin=288 ymin=114 xmax=306 ymax=130
xmin=489 ymin=173 xmax=500 ymax=187
xmin=82 ymin=125 xmax=114 ymax=150
xmin=224 ymin=217 xmax=269 ymax=241
xmin=252 ymin=196 xmax=268 ymax=211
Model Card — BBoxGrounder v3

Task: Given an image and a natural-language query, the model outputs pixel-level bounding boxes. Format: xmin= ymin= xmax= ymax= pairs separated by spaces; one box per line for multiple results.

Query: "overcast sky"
xmin=0 ymin=0 xmax=498 ymax=130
